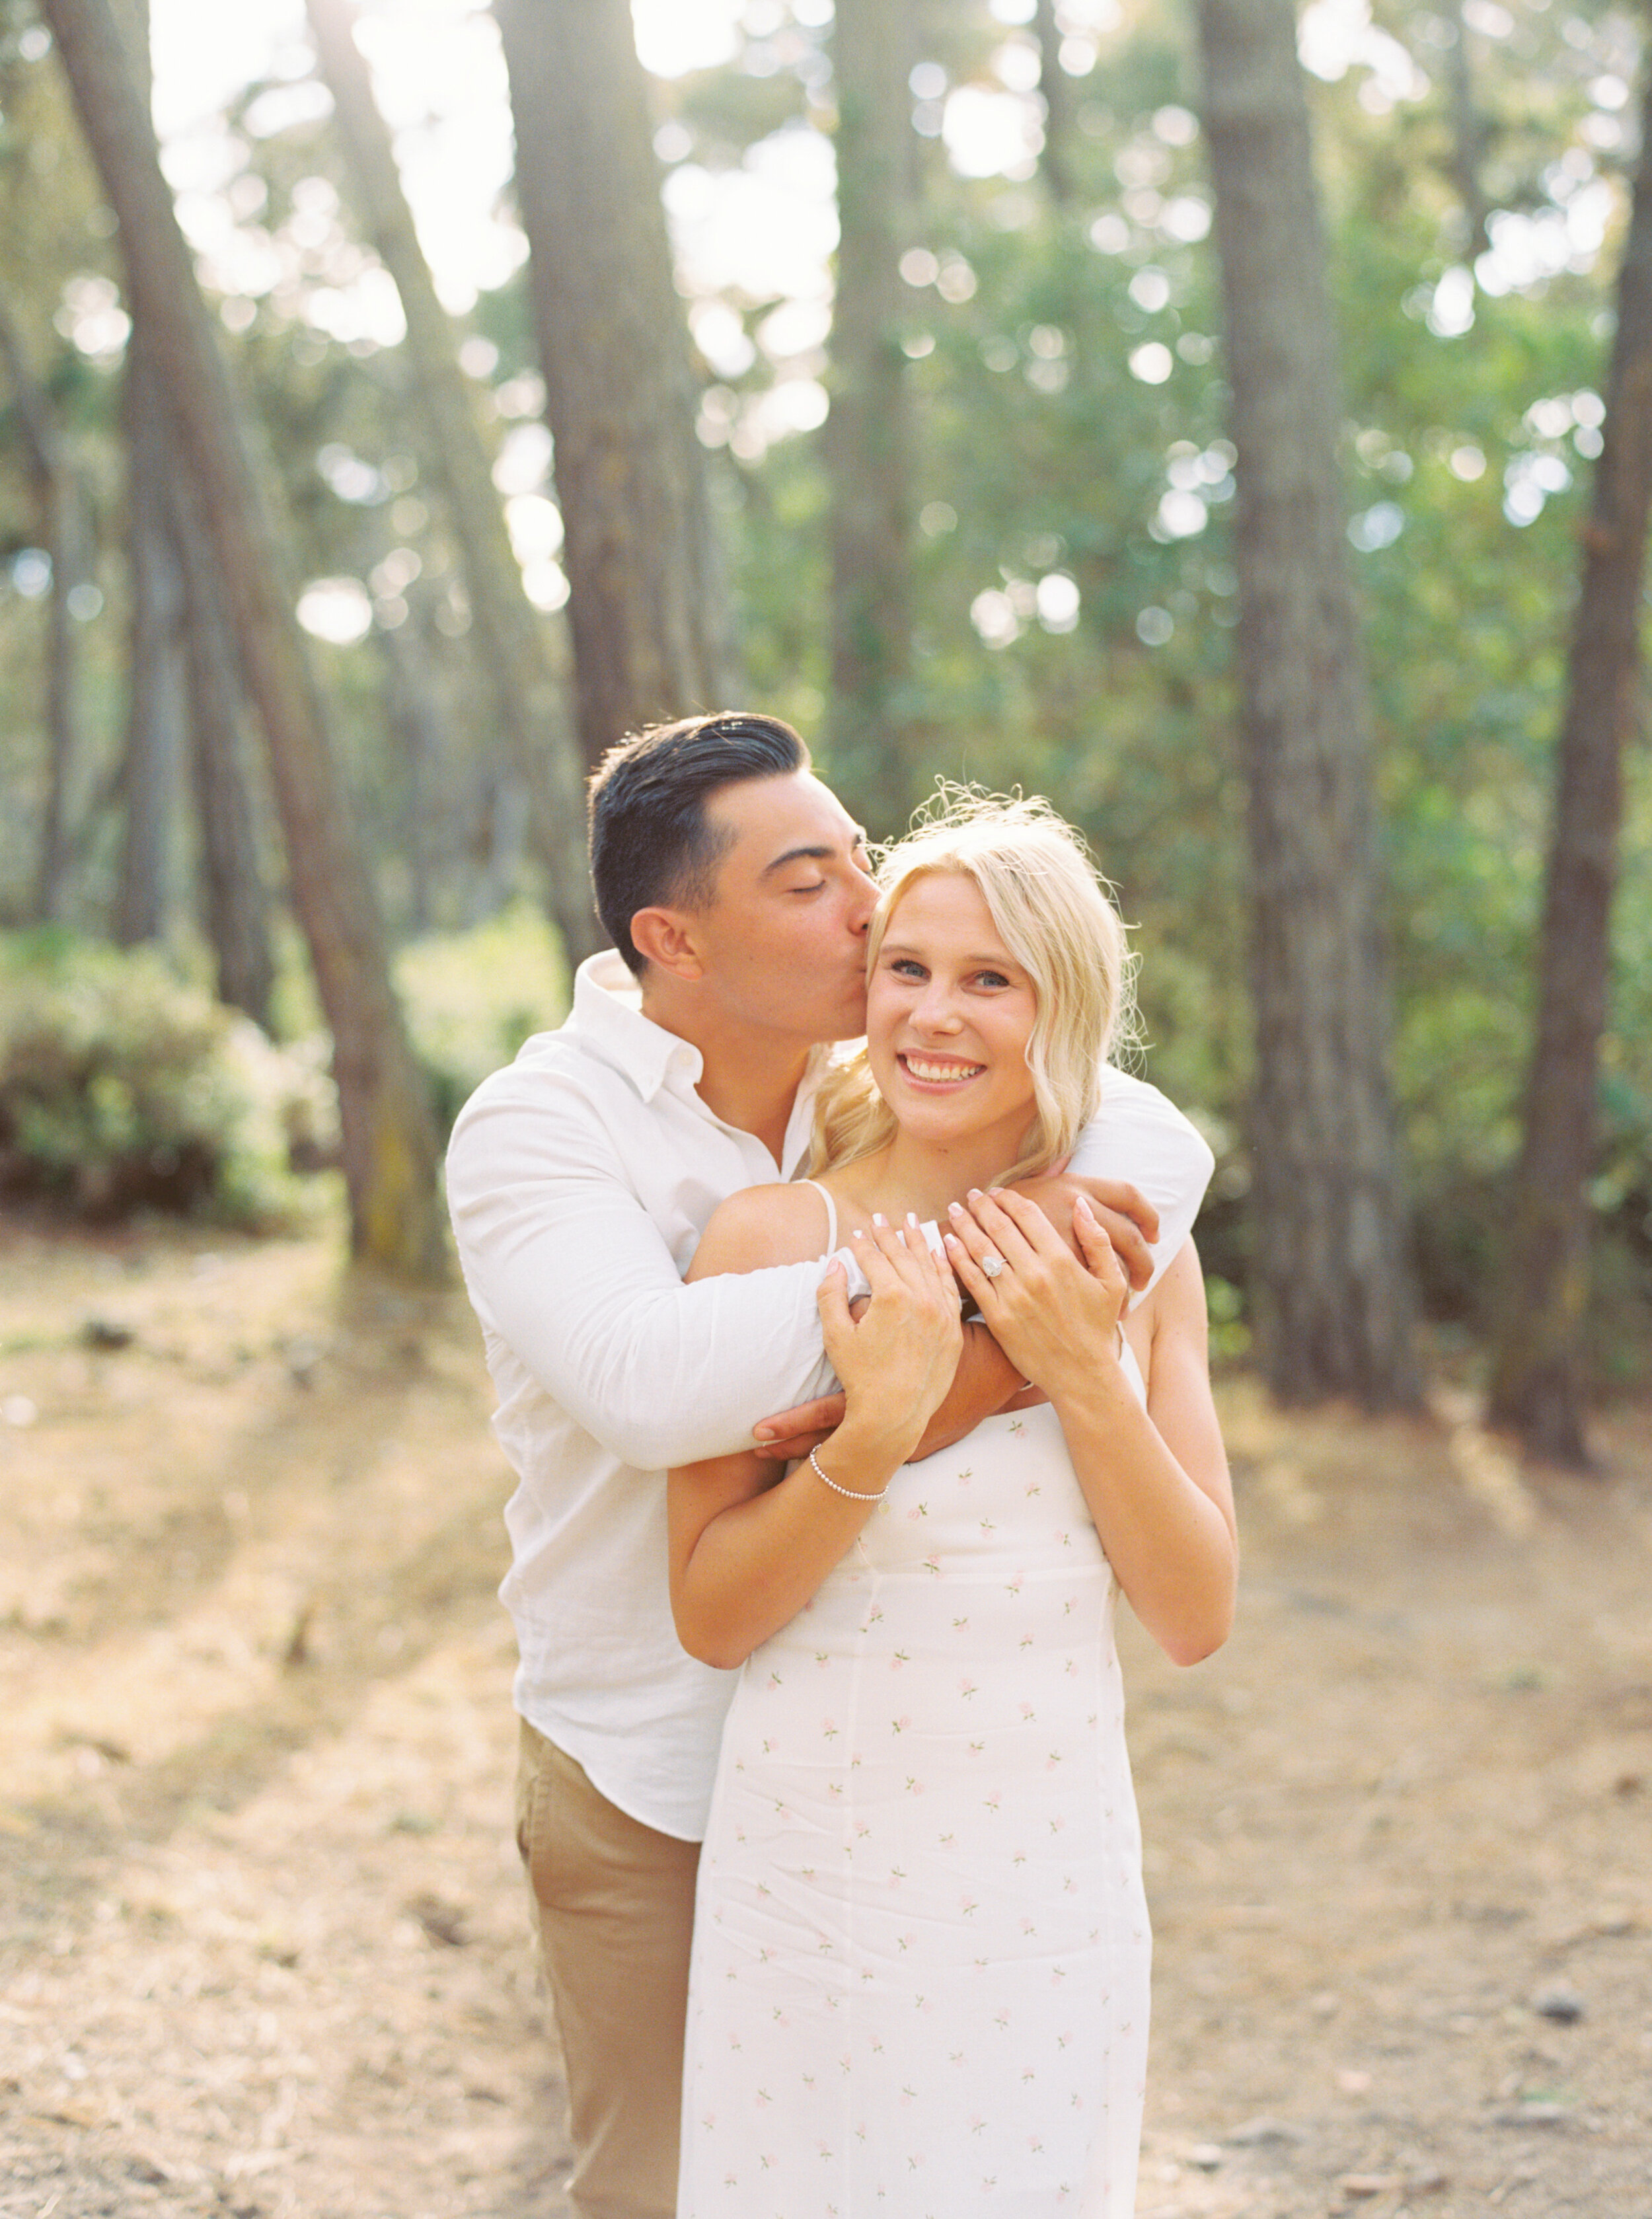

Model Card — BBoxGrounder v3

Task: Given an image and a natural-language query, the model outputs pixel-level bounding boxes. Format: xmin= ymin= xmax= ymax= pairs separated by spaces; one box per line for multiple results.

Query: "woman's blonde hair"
xmin=811 ymin=789 xmax=1136 ymax=1185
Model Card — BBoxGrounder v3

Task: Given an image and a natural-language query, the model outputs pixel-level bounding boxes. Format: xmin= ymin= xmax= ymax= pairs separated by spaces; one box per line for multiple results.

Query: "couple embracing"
xmin=446 ymin=711 xmax=1236 ymax=2219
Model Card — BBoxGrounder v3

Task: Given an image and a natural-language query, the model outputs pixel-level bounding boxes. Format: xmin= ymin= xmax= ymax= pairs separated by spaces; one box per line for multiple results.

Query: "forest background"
xmin=1 ymin=0 xmax=1649 ymax=1442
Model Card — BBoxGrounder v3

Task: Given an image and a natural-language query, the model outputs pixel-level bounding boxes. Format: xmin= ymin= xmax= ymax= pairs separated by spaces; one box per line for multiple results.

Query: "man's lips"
xmin=897 ymin=1053 xmax=985 ymax=1086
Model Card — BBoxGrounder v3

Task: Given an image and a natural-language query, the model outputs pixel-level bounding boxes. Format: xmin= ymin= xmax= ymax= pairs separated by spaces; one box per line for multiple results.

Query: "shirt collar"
xmin=562 ymin=953 xmax=835 ymax=1158
xmin=566 ymin=951 xmax=704 ymax=1102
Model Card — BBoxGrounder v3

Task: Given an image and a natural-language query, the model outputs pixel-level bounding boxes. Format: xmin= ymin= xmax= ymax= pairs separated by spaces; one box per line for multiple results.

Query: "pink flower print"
xmin=957 ymin=1466 xmax=973 ymax=1484
xmin=905 ymin=1774 xmax=924 ymax=1795
xmin=1020 ymin=1917 xmax=1037 ymax=1936
xmin=900 ymin=2083 xmax=918 ymax=2105
xmin=827 ymin=1779 xmax=844 ymax=1798
xmin=1024 ymin=1481 xmax=1041 ymax=1497
xmin=1051 ymin=1964 xmax=1069 ymax=1986
xmin=1020 ymin=1701 xmax=1035 ymax=1719
xmin=1028 ymin=2132 xmax=1043 ymax=2150
xmin=815 ymin=1650 xmax=830 ymax=1667
xmin=952 ymin=1614 xmax=969 ymax=1629
xmin=1008 ymin=1417 xmax=1024 ymax=1435
xmin=993 ymin=2007 xmax=1011 ymax=2033
xmin=1065 ymin=1658 xmax=1079 ymax=1676
xmin=1047 ymin=1749 xmax=1064 ymax=1771
xmin=891 ymin=1713 xmax=911 ymax=1734
xmin=977 ymin=1517 xmax=996 ymax=1536
xmin=761 ymin=1737 xmax=773 ymax=1755
xmin=1005 ymin=1572 xmax=1024 ymax=1595
xmin=968 ymin=1740 xmax=985 ymax=1756
xmin=891 ymin=1649 xmax=910 ymax=1669
xmin=822 ymin=1717 xmax=839 ymax=1738
xmin=728 ymin=2032 xmax=743 ymax=2050
xmin=817 ymin=2141 xmax=833 ymax=2159
xmin=839 ymin=2054 xmax=854 ymax=2076
xmin=889 ymin=1863 xmax=908 ymax=1886
xmin=959 ymin=1677 xmax=978 ymax=1700
xmin=961 ymin=1895 xmax=980 ymax=1917
xmin=1049 ymin=1814 xmax=1066 ymax=1832
xmin=983 ymin=1789 xmax=1002 ymax=1812
xmin=922 ymin=1554 xmax=940 ymax=1575
xmin=969 ymin=2112 xmax=987 ymax=2133
xmin=952 ymin=2051 xmax=965 ymax=2068
xmin=897 ymin=1930 xmax=917 ymax=1953
xmin=702 ymin=2112 xmax=716 ymax=2130
xmin=906 ymin=1500 xmax=928 ymax=1519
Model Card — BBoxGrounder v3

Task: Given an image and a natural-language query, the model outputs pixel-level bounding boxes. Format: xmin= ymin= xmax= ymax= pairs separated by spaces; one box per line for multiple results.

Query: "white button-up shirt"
xmin=446 ymin=952 xmax=1214 ymax=1840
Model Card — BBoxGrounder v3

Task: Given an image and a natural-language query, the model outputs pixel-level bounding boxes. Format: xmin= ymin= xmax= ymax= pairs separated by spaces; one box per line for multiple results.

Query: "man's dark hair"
xmin=587 ymin=712 xmax=809 ymax=974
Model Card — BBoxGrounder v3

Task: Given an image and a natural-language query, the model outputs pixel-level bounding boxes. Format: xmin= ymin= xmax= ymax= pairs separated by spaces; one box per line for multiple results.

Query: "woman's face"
xmin=864 ymin=871 xmax=1039 ymax=1160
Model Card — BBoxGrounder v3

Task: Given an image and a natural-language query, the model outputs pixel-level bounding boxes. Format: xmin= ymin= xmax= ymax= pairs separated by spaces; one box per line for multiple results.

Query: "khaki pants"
xmin=514 ymin=1719 xmax=700 ymax=2219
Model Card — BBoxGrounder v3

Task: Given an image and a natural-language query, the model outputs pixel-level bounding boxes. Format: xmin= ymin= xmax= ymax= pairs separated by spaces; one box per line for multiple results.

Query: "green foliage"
xmin=0 ymin=930 xmax=330 ymax=1225
xmin=394 ymin=901 xmax=569 ymax=1139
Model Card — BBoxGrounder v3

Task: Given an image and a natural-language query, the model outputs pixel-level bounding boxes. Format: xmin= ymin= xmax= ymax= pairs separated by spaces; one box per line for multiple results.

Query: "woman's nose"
xmin=914 ymin=985 xmax=962 ymax=1033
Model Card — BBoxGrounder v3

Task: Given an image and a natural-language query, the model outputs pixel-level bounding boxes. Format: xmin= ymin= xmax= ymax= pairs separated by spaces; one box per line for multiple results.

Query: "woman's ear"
xmin=629 ymin=906 xmax=705 ymax=982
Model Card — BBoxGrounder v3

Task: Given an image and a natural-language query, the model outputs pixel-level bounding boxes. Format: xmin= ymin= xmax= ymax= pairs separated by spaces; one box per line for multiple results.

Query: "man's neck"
xmin=638 ymin=982 xmax=813 ymax=1168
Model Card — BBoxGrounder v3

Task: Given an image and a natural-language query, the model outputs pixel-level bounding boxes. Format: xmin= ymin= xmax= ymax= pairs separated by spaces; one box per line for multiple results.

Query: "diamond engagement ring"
xmin=979 ymin=1252 xmax=1006 ymax=1279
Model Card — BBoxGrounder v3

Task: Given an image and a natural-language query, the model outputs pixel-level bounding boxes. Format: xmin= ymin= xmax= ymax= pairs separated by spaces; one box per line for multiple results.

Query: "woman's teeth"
xmin=902 ymin=1055 xmax=984 ymax=1083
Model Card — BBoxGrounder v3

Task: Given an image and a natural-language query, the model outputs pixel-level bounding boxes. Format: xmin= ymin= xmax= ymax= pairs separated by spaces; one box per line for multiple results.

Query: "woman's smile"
xmin=897 ymin=1052 xmax=987 ymax=1088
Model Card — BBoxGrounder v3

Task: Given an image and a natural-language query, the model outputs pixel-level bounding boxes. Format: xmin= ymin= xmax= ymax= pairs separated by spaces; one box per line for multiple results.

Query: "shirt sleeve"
xmin=1065 ymin=1065 xmax=1215 ymax=1295
xmin=445 ymin=1071 xmax=839 ymax=1474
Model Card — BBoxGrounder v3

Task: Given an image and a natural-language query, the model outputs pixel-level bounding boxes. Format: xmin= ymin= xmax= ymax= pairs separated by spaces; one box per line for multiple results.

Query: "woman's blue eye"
xmin=975 ymin=971 xmax=1010 ymax=989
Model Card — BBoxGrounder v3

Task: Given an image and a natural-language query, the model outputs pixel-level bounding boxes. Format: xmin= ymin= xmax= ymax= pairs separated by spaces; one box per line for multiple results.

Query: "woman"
xmin=668 ymin=795 xmax=1236 ymax=2216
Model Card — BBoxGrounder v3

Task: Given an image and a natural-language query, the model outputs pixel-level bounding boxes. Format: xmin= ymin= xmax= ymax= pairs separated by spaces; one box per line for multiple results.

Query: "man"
xmin=445 ymin=712 xmax=1213 ymax=2219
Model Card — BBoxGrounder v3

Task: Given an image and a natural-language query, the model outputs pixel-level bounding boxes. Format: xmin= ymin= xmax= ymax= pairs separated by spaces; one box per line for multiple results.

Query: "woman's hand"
xmin=818 ymin=1214 xmax=963 ymax=1462
xmin=943 ymin=1187 xmax=1127 ymax=1396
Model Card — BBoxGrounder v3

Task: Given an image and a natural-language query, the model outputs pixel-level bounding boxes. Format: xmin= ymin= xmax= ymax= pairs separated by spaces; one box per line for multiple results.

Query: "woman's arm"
xmin=946 ymin=1193 xmax=1236 ymax=1667
xmin=670 ymin=1215 xmax=963 ymax=1669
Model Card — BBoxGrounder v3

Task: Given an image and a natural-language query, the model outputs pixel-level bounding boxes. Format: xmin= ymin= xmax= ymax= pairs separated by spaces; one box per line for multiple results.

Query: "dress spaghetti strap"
xmin=796 ymin=1177 xmax=838 ymax=1256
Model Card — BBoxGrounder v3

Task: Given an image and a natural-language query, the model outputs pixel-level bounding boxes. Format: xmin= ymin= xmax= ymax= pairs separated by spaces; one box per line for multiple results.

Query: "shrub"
xmin=0 ymin=930 xmax=334 ymax=1224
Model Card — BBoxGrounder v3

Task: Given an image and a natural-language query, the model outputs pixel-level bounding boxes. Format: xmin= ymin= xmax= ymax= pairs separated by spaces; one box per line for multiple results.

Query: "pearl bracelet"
xmin=808 ymin=1447 xmax=889 ymax=1503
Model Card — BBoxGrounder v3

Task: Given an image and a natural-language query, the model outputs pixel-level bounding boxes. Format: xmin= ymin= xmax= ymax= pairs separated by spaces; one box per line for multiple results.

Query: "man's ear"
xmin=629 ymin=905 xmax=706 ymax=982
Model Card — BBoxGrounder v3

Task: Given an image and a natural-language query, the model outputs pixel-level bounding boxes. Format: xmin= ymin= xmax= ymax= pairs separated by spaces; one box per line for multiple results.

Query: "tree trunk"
xmin=113 ymin=328 xmax=186 ymax=946
xmin=1444 ymin=0 xmax=1491 ymax=260
xmin=170 ymin=469 xmax=276 ymax=1029
xmin=41 ymin=0 xmax=445 ymax=1275
xmin=494 ymin=0 xmax=733 ymax=771
xmin=825 ymin=0 xmax=917 ymax=817
xmin=0 ymin=289 xmax=89 ymax=926
xmin=1196 ymin=0 xmax=1419 ymax=1408
xmin=1486 ymin=65 xmax=1652 ymax=1465
xmin=304 ymin=0 xmax=601 ymax=965
xmin=1033 ymin=0 xmax=1076 ymax=206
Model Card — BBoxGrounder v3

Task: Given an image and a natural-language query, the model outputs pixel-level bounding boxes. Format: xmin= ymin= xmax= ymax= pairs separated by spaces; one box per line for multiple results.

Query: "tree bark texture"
xmin=1033 ymin=0 xmax=1076 ymax=206
xmin=170 ymin=469 xmax=276 ymax=1030
xmin=0 ymin=288 xmax=89 ymax=926
xmin=1197 ymin=0 xmax=1419 ymax=1408
xmin=1487 ymin=66 xmax=1652 ymax=1464
xmin=494 ymin=0 xmax=732 ymax=771
xmin=825 ymin=0 xmax=917 ymax=818
xmin=305 ymin=0 xmax=602 ymax=965
xmin=113 ymin=328 xmax=186 ymax=946
xmin=40 ymin=0 xmax=445 ymax=1275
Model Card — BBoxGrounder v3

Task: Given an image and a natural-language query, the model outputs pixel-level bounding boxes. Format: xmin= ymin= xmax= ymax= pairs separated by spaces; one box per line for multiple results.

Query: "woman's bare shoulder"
xmin=686 ymin=1180 xmax=838 ymax=1279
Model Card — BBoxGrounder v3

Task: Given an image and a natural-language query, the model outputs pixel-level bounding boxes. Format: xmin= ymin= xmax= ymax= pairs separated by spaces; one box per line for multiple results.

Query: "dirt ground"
xmin=1 ymin=1209 xmax=1648 ymax=2219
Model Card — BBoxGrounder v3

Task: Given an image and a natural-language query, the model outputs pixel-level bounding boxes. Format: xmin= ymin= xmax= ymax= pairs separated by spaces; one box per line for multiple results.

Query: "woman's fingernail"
xmin=851 ymin=1228 xmax=864 ymax=1240
xmin=907 ymin=1211 xmax=920 ymax=1229
xmin=872 ymin=1211 xmax=887 ymax=1227
xmin=966 ymin=1187 xmax=982 ymax=1201
xmin=948 ymin=1201 xmax=964 ymax=1218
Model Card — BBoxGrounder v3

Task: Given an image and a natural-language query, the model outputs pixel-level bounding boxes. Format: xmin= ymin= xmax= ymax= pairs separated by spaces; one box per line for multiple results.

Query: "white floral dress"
xmin=678 ymin=1365 xmax=1152 ymax=2218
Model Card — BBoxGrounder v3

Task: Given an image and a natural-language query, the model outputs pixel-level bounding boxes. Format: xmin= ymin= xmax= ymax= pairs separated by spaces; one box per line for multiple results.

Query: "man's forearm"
xmin=908 ymin=1322 xmax=1024 ymax=1459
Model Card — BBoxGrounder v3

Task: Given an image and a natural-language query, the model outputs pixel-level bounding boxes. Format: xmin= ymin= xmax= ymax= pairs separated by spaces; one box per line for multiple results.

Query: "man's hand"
xmin=1004 ymin=1168 xmax=1159 ymax=1292
xmin=752 ymin=1390 xmax=846 ymax=1462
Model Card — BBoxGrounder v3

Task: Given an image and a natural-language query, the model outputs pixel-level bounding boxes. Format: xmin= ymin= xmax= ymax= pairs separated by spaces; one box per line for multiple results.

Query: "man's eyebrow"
xmin=760 ymin=830 xmax=867 ymax=877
